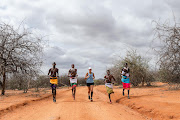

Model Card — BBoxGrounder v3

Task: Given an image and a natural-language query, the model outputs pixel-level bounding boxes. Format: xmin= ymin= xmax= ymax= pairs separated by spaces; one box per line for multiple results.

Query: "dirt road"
xmin=0 ymin=86 xmax=148 ymax=120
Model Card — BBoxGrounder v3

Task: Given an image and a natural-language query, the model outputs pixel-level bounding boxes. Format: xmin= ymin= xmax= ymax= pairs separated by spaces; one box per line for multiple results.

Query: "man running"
xmin=48 ymin=62 xmax=59 ymax=102
xmin=104 ymin=70 xmax=116 ymax=104
xmin=68 ymin=64 xmax=78 ymax=100
xmin=85 ymin=67 xmax=95 ymax=102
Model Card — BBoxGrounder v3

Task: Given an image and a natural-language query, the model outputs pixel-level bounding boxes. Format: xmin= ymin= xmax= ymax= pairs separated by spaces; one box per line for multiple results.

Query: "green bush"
xmin=110 ymin=50 xmax=155 ymax=87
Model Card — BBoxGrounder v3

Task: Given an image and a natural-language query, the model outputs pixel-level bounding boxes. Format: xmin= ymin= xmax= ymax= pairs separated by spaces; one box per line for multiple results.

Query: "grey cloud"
xmin=1 ymin=0 xmax=180 ymax=78
xmin=44 ymin=46 xmax=89 ymax=69
xmin=46 ymin=0 xmax=154 ymax=49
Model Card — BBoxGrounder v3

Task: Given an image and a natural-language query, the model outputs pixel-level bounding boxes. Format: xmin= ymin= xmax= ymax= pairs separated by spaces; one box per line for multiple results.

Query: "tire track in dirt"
xmin=0 ymin=89 xmax=70 ymax=118
xmin=96 ymin=86 xmax=180 ymax=120
xmin=0 ymin=87 xmax=148 ymax=120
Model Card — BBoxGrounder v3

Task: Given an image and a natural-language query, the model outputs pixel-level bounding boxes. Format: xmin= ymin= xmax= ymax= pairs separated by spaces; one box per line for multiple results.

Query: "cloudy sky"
xmin=0 ymin=0 xmax=180 ymax=78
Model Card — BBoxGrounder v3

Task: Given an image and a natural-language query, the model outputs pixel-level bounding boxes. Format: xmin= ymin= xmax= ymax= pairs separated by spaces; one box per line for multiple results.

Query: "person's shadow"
xmin=116 ymin=94 xmax=154 ymax=103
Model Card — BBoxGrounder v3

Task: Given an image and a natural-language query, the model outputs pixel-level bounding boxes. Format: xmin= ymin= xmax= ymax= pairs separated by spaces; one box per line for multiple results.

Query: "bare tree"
xmin=0 ymin=22 xmax=43 ymax=95
xmin=153 ymin=17 xmax=180 ymax=84
xmin=110 ymin=50 xmax=155 ymax=86
xmin=0 ymin=80 xmax=2 ymax=87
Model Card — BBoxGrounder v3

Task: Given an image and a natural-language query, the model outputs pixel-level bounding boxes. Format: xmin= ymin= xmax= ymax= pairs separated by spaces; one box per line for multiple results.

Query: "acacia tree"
xmin=0 ymin=80 xmax=2 ymax=87
xmin=110 ymin=50 xmax=154 ymax=86
xmin=7 ymin=73 xmax=33 ymax=93
xmin=153 ymin=18 xmax=180 ymax=85
xmin=0 ymin=23 xmax=43 ymax=95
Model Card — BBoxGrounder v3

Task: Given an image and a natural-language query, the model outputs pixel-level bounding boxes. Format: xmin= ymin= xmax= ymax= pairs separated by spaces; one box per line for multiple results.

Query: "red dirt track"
xmin=0 ymin=84 xmax=179 ymax=120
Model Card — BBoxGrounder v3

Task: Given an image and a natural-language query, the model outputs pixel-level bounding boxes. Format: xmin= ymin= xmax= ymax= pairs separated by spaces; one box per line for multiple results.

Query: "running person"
xmin=68 ymin=64 xmax=78 ymax=100
xmin=85 ymin=67 xmax=95 ymax=102
xmin=121 ymin=63 xmax=130 ymax=99
xmin=104 ymin=70 xmax=116 ymax=104
xmin=48 ymin=62 xmax=59 ymax=102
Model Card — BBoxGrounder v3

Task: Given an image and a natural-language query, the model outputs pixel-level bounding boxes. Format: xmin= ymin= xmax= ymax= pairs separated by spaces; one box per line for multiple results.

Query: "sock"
xmin=109 ymin=94 xmax=111 ymax=102
xmin=91 ymin=92 xmax=93 ymax=98
xmin=88 ymin=92 xmax=90 ymax=99
xmin=128 ymin=90 xmax=130 ymax=96
xmin=74 ymin=89 xmax=76 ymax=96
xmin=123 ymin=89 xmax=125 ymax=95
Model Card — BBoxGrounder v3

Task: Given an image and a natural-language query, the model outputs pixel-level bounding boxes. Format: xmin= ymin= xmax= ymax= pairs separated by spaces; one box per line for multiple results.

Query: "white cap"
xmin=88 ymin=67 xmax=92 ymax=70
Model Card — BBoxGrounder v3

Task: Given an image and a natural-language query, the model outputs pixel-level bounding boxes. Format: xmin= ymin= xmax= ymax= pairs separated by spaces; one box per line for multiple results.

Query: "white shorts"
xmin=70 ymin=77 xmax=77 ymax=83
xmin=105 ymin=83 xmax=113 ymax=89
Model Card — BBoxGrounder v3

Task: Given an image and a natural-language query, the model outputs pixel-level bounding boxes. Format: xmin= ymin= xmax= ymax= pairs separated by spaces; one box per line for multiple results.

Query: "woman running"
xmin=85 ymin=67 xmax=95 ymax=102
xmin=121 ymin=63 xmax=130 ymax=99
xmin=104 ymin=70 xmax=116 ymax=104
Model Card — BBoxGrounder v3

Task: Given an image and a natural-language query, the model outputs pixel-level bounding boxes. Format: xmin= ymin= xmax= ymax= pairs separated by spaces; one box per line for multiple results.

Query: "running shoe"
xmin=53 ymin=98 xmax=56 ymax=102
xmin=91 ymin=98 xmax=93 ymax=102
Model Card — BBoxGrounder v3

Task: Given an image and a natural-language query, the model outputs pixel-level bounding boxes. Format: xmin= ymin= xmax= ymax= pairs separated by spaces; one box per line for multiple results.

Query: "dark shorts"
xmin=50 ymin=84 xmax=57 ymax=88
xmin=87 ymin=83 xmax=94 ymax=87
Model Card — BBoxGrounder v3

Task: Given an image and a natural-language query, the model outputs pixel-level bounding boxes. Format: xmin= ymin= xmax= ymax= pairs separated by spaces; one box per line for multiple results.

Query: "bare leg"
xmin=123 ymin=89 xmax=125 ymax=96
xmin=73 ymin=87 xmax=76 ymax=100
xmin=109 ymin=93 xmax=112 ymax=103
xmin=90 ymin=85 xmax=94 ymax=101
xmin=88 ymin=86 xmax=90 ymax=99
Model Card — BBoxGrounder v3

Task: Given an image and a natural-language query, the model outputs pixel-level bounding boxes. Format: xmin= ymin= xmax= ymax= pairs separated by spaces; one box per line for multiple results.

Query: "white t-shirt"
xmin=121 ymin=71 xmax=129 ymax=77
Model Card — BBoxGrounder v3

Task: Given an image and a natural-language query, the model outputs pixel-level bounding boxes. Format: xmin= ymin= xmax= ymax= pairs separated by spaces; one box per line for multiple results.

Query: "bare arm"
xmin=104 ymin=75 xmax=107 ymax=82
xmin=48 ymin=69 xmax=51 ymax=76
xmin=93 ymin=73 xmax=95 ymax=79
xmin=75 ymin=69 xmax=77 ymax=74
xmin=57 ymin=68 xmax=59 ymax=77
xmin=85 ymin=73 xmax=89 ymax=79
xmin=68 ymin=69 xmax=71 ymax=77
xmin=112 ymin=75 xmax=116 ymax=81
xmin=75 ymin=69 xmax=78 ymax=77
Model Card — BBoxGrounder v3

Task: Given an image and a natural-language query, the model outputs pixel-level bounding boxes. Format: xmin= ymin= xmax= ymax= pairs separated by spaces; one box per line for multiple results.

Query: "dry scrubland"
xmin=0 ymin=82 xmax=180 ymax=120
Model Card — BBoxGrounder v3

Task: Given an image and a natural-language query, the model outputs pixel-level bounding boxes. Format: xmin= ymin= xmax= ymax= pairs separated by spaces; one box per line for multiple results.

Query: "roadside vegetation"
xmin=0 ymin=16 xmax=179 ymax=95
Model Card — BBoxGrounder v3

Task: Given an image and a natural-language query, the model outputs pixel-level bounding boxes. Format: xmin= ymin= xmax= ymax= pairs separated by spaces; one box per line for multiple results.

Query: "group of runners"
xmin=48 ymin=62 xmax=131 ymax=103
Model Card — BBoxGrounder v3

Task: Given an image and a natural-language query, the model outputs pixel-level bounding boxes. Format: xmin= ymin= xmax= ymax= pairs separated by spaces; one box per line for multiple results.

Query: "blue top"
xmin=121 ymin=76 xmax=130 ymax=83
xmin=86 ymin=72 xmax=94 ymax=83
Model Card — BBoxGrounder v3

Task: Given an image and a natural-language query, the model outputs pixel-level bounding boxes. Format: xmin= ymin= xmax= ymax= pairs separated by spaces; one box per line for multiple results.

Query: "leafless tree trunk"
xmin=142 ymin=77 xmax=144 ymax=87
xmin=26 ymin=78 xmax=31 ymax=93
xmin=109 ymin=50 xmax=154 ymax=86
xmin=153 ymin=16 xmax=180 ymax=85
xmin=0 ymin=22 xmax=44 ymax=95
xmin=0 ymin=81 xmax=2 ymax=87
xmin=2 ymin=67 xmax=6 ymax=95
